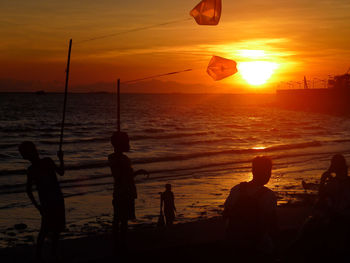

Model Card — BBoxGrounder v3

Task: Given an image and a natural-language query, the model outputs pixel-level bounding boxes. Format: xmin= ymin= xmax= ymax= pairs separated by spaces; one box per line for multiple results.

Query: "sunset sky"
xmin=1 ymin=0 xmax=350 ymax=93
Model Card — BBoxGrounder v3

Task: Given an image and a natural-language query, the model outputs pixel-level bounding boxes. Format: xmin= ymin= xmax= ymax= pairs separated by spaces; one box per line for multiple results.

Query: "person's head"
xmin=330 ymin=154 xmax=348 ymax=178
xmin=111 ymin=131 xmax=130 ymax=152
xmin=165 ymin=183 xmax=172 ymax=191
xmin=252 ymin=156 xmax=272 ymax=186
xmin=19 ymin=141 xmax=39 ymax=162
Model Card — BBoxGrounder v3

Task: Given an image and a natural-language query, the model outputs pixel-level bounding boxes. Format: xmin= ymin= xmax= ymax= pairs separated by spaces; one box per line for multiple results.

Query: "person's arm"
xmin=223 ymin=187 xmax=239 ymax=219
xmin=319 ymin=170 xmax=331 ymax=196
xmin=26 ymin=174 xmax=42 ymax=214
xmin=133 ymin=169 xmax=149 ymax=178
xmin=160 ymin=192 xmax=164 ymax=213
xmin=172 ymin=192 xmax=176 ymax=212
xmin=266 ymin=194 xmax=279 ymax=238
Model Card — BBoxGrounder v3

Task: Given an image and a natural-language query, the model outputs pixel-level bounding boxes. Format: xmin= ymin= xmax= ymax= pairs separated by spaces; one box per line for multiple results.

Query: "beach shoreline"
xmin=0 ymin=204 xmax=311 ymax=262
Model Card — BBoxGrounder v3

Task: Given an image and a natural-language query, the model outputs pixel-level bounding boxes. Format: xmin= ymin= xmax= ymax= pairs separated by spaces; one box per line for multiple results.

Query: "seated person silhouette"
xmin=317 ymin=154 xmax=350 ymax=219
xmin=161 ymin=184 xmax=176 ymax=226
xmin=223 ymin=156 xmax=277 ymax=257
xmin=108 ymin=131 xmax=148 ymax=250
xmin=293 ymin=154 xmax=350 ymax=261
xmin=19 ymin=141 xmax=65 ymax=261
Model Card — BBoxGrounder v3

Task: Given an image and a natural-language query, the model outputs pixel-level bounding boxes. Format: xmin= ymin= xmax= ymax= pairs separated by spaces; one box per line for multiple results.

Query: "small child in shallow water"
xmin=161 ymin=183 xmax=176 ymax=226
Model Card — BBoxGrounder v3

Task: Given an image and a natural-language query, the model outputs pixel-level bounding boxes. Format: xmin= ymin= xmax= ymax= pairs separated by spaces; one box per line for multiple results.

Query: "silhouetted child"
xmin=108 ymin=131 xmax=148 ymax=250
xmin=223 ymin=156 xmax=277 ymax=259
xmin=161 ymin=184 xmax=176 ymax=226
xmin=19 ymin=141 xmax=65 ymax=261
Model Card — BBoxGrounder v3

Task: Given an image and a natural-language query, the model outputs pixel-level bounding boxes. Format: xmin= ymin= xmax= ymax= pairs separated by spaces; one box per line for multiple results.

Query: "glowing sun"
xmin=238 ymin=61 xmax=278 ymax=86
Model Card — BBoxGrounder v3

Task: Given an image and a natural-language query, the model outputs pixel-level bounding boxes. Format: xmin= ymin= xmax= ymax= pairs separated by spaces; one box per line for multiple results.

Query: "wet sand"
xmin=0 ymin=204 xmax=311 ymax=263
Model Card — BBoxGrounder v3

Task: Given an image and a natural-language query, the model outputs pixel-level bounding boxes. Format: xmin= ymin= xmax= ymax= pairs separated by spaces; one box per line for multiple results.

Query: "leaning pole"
xmin=59 ymin=39 xmax=72 ymax=154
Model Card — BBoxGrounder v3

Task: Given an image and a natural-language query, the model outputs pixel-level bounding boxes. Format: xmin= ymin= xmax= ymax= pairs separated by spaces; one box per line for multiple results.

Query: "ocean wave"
xmin=37 ymin=131 xmax=212 ymax=145
xmin=0 ymin=153 xmax=11 ymax=158
xmin=40 ymin=137 xmax=108 ymax=145
xmin=0 ymin=143 xmax=20 ymax=150
xmin=142 ymin=128 xmax=166 ymax=133
xmin=0 ymin=169 xmax=26 ymax=176
xmin=2 ymin=148 xmax=350 ymax=197
xmin=133 ymin=141 xmax=323 ymax=164
xmin=176 ymin=138 xmax=245 ymax=146
xmin=1 ymin=127 xmax=58 ymax=133
xmin=0 ymin=141 xmax=323 ymax=178
xmin=130 ymin=131 xmax=211 ymax=140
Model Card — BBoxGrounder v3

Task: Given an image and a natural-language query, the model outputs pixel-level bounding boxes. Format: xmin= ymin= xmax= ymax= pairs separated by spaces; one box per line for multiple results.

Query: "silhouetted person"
xmin=317 ymin=154 xmax=350 ymax=217
xmin=19 ymin=141 xmax=65 ymax=262
xmin=292 ymin=154 xmax=350 ymax=261
xmin=223 ymin=156 xmax=277 ymax=259
xmin=108 ymin=131 xmax=148 ymax=250
xmin=161 ymin=184 xmax=176 ymax=226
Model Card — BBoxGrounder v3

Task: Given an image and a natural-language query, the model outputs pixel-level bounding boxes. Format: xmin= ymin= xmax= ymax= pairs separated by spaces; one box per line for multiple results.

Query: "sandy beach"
xmin=0 ymin=204 xmax=311 ymax=263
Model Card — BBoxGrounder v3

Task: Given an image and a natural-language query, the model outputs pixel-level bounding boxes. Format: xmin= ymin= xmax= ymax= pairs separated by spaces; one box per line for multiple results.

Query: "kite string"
xmin=121 ymin=68 xmax=195 ymax=84
xmin=76 ymin=17 xmax=192 ymax=45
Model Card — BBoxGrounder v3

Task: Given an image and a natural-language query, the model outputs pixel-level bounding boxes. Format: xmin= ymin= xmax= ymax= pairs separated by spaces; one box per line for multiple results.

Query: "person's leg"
xmin=36 ymin=226 xmax=47 ymax=261
xmin=120 ymin=220 xmax=128 ymax=248
xmin=112 ymin=199 xmax=120 ymax=249
xmin=112 ymin=219 xmax=119 ymax=240
xmin=51 ymin=231 xmax=60 ymax=258
xmin=165 ymin=216 xmax=172 ymax=226
xmin=112 ymin=219 xmax=120 ymax=254
xmin=165 ymin=212 xmax=174 ymax=227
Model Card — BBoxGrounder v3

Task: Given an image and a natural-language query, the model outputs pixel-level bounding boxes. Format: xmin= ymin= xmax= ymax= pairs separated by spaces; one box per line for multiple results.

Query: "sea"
xmin=1 ymin=92 xmax=350 ymax=248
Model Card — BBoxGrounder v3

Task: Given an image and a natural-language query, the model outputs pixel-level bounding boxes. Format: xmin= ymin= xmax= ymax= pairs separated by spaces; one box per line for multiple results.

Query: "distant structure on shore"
xmin=276 ymin=70 xmax=350 ymax=115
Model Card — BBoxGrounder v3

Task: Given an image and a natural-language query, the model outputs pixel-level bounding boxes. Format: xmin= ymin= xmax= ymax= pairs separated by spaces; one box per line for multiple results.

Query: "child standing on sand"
xmin=19 ymin=141 xmax=65 ymax=261
xmin=161 ymin=184 xmax=176 ymax=226
xmin=108 ymin=131 xmax=149 ymax=249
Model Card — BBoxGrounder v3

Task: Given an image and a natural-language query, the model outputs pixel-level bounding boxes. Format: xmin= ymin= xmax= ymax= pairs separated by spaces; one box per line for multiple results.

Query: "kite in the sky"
xmin=207 ymin=56 xmax=237 ymax=81
xmin=190 ymin=0 xmax=222 ymax=26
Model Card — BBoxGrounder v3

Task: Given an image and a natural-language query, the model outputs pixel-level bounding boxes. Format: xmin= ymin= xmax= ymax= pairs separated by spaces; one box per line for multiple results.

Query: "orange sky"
xmin=1 ymin=0 xmax=350 ymax=93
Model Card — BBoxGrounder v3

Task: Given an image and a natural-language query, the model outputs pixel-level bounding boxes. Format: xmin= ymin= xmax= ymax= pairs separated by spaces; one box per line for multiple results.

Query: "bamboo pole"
xmin=117 ymin=79 xmax=120 ymax=132
xmin=59 ymin=39 xmax=72 ymax=153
